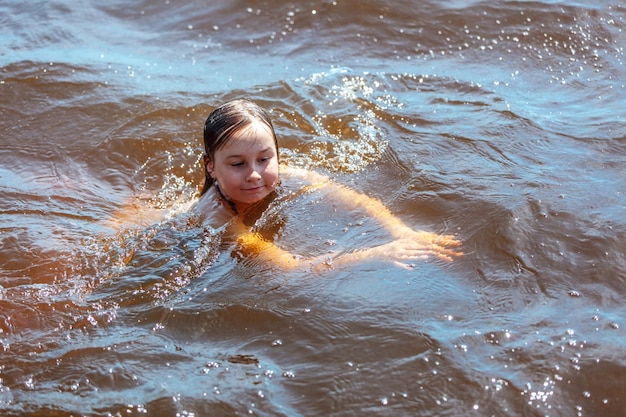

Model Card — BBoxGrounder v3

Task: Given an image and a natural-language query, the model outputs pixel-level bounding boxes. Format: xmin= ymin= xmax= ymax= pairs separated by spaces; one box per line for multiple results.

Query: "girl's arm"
xmin=236 ymin=228 xmax=459 ymax=271
xmin=234 ymin=167 xmax=461 ymax=269
xmin=325 ymin=181 xmax=461 ymax=249
xmin=284 ymin=166 xmax=462 ymax=254
xmin=236 ymin=230 xmax=302 ymax=269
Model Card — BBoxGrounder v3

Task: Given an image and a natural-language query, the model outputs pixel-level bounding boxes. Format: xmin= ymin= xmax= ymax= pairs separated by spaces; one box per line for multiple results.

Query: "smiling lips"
xmin=242 ymin=185 xmax=265 ymax=192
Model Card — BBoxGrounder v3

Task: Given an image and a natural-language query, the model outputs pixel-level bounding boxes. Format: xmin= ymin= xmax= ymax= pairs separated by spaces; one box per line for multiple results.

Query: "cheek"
xmin=267 ymin=162 xmax=280 ymax=182
xmin=220 ymin=170 xmax=241 ymax=187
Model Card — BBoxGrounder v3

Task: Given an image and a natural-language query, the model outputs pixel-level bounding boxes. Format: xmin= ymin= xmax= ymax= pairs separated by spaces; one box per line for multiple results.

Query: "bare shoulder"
xmin=191 ymin=188 xmax=234 ymax=228
xmin=102 ymin=192 xmax=196 ymax=232
xmin=101 ymin=196 xmax=169 ymax=230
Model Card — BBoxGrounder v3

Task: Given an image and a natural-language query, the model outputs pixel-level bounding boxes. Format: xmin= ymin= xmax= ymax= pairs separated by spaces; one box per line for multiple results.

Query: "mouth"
xmin=242 ymin=185 xmax=265 ymax=192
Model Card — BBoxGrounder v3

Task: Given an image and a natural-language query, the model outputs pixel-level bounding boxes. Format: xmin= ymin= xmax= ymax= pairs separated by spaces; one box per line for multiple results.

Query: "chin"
xmin=239 ymin=192 xmax=270 ymax=205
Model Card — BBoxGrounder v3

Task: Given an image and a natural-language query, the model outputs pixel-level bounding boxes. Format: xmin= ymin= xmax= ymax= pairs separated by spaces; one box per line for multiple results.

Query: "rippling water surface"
xmin=1 ymin=0 xmax=625 ymax=416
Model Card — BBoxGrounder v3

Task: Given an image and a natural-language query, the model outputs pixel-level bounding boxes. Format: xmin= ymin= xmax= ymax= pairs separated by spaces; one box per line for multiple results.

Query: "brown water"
xmin=1 ymin=0 xmax=625 ymax=416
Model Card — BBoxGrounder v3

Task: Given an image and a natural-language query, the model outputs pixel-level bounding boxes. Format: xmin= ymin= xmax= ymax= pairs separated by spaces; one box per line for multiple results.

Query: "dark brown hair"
xmin=200 ymin=99 xmax=279 ymax=196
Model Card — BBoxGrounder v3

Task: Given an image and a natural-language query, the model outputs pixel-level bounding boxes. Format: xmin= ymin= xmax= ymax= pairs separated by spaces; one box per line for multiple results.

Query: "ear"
xmin=204 ymin=155 xmax=215 ymax=178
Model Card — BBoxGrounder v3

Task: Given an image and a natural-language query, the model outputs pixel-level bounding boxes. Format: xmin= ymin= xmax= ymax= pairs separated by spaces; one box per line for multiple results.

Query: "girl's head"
xmin=201 ymin=99 xmax=280 ymax=211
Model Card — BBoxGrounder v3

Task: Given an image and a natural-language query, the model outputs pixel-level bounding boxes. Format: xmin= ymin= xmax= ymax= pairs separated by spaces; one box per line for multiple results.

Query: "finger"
xmin=433 ymin=235 xmax=462 ymax=247
xmin=399 ymin=245 xmax=461 ymax=262
xmin=435 ymin=247 xmax=464 ymax=261
xmin=409 ymin=233 xmax=462 ymax=249
xmin=435 ymin=253 xmax=453 ymax=262
xmin=433 ymin=245 xmax=463 ymax=256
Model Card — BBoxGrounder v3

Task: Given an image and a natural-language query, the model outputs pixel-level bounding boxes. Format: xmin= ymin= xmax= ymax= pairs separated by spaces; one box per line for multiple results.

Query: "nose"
xmin=246 ymin=165 xmax=262 ymax=181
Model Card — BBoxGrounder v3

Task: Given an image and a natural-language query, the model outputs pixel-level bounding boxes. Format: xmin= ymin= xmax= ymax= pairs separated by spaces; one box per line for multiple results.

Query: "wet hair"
xmin=200 ymin=98 xmax=279 ymax=196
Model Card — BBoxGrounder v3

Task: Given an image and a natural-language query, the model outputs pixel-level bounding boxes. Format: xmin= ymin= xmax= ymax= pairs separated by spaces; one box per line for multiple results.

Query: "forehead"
xmin=219 ymin=120 xmax=276 ymax=154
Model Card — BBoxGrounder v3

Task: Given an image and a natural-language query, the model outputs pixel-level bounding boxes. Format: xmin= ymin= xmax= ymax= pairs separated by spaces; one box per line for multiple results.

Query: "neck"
xmin=214 ymin=181 xmax=239 ymax=215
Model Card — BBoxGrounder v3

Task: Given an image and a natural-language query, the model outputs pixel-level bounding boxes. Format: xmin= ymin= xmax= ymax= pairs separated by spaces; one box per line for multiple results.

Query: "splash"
xmin=280 ymin=68 xmax=396 ymax=173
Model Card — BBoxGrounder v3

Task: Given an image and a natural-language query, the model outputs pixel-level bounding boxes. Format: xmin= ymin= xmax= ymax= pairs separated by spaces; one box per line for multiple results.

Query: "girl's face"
xmin=207 ymin=119 xmax=279 ymax=211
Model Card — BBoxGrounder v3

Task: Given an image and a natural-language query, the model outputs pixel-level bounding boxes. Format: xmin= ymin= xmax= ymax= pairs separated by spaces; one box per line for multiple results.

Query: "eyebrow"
xmin=224 ymin=147 xmax=274 ymax=159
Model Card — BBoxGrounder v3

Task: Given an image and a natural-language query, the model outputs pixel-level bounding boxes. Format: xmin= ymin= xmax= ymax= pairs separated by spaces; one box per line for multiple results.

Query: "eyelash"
xmin=230 ymin=157 xmax=270 ymax=167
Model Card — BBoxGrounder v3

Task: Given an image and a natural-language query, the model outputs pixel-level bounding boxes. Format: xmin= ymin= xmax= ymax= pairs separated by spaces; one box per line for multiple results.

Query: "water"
xmin=1 ymin=0 xmax=625 ymax=416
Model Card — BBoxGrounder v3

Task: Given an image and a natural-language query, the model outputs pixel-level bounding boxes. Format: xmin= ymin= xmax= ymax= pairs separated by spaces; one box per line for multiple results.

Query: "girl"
xmin=191 ymin=98 xmax=461 ymax=270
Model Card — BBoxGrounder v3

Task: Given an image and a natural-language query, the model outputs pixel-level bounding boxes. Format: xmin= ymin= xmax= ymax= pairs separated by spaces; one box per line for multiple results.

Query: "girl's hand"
xmin=311 ymin=232 xmax=462 ymax=272
xmin=372 ymin=234 xmax=462 ymax=263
